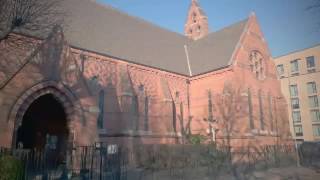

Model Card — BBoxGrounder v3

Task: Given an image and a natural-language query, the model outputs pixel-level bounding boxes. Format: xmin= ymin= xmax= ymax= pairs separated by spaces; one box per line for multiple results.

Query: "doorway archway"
xmin=16 ymin=94 xmax=69 ymax=152
xmin=9 ymin=82 xmax=77 ymax=150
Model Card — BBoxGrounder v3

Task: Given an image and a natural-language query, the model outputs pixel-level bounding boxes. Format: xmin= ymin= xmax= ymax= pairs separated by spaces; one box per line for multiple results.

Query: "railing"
xmin=0 ymin=144 xmax=303 ymax=180
xmin=0 ymin=144 xmax=125 ymax=180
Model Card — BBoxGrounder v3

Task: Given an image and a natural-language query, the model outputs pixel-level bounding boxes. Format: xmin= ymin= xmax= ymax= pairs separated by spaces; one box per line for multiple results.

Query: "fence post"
xmin=294 ymin=139 xmax=301 ymax=167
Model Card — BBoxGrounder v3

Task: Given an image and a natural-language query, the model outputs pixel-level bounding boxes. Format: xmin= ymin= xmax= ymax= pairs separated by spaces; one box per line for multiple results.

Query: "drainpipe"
xmin=184 ymin=44 xmax=193 ymax=138
xmin=184 ymin=45 xmax=193 ymax=76
xmin=186 ymin=79 xmax=191 ymax=136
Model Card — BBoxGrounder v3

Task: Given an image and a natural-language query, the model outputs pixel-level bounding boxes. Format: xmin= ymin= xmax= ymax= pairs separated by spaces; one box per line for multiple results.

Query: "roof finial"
xmin=250 ymin=11 xmax=256 ymax=17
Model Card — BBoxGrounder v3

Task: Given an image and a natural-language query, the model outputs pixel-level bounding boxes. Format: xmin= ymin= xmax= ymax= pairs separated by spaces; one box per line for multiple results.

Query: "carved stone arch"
xmin=249 ymin=49 xmax=268 ymax=59
xmin=9 ymin=81 xmax=79 ymax=147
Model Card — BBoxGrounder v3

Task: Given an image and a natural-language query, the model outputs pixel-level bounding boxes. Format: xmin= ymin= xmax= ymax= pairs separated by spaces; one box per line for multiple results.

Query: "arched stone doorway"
xmin=9 ymin=82 xmax=78 ymax=167
xmin=16 ymin=94 xmax=69 ymax=153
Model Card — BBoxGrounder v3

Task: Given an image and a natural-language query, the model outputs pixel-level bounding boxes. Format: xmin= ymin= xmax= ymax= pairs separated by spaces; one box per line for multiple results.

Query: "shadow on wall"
xmin=87 ymin=65 xmax=180 ymax=142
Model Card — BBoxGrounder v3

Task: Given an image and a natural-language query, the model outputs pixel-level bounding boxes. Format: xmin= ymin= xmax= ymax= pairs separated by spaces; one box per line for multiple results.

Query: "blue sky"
xmin=98 ymin=0 xmax=320 ymax=57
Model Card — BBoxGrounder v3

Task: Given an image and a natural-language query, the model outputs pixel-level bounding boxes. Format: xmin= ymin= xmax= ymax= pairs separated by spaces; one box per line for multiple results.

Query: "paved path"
xmin=217 ymin=166 xmax=320 ymax=180
xmin=126 ymin=166 xmax=320 ymax=180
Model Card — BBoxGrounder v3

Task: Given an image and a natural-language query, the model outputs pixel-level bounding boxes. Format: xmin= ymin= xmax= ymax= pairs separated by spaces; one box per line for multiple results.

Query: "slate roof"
xmin=13 ymin=0 xmax=249 ymax=76
xmin=187 ymin=19 xmax=248 ymax=75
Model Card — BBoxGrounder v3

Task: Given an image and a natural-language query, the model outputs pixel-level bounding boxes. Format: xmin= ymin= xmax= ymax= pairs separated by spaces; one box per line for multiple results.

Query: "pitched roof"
xmin=12 ymin=0 xmax=248 ymax=76
xmin=187 ymin=19 xmax=248 ymax=75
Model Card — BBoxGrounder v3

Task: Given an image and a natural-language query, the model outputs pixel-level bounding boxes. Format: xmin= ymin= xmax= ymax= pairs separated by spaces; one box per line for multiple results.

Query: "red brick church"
xmin=0 ymin=0 xmax=291 ymax=151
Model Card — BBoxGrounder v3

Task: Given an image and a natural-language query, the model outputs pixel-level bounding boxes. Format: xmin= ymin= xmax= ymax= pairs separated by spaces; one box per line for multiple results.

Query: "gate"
xmin=72 ymin=143 xmax=126 ymax=180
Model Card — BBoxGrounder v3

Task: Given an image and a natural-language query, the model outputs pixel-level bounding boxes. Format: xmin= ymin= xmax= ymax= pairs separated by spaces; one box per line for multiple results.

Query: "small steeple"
xmin=185 ymin=0 xmax=209 ymax=40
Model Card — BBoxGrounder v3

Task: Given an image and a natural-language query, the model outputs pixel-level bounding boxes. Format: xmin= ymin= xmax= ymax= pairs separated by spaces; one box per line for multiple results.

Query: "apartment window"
xmin=276 ymin=64 xmax=284 ymax=77
xmin=290 ymin=59 xmax=299 ymax=74
xmin=309 ymin=96 xmax=319 ymax=108
xmin=291 ymin=98 xmax=300 ymax=109
xmin=311 ymin=110 xmax=320 ymax=122
xmin=307 ymin=56 xmax=315 ymax=68
xmin=313 ymin=125 xmax=320 ymax=137
xmin=294 ymin=125 xmax=303 ymax=136
xmin=307 ymin=82 xmax=317 ymax=94
xmin=292 ymin=111 xmax=301 ymax=123
xmin=289 ymin=85 xmax=298 ymax=97
xmin=306 ymin=56 xmax=315 ymax=68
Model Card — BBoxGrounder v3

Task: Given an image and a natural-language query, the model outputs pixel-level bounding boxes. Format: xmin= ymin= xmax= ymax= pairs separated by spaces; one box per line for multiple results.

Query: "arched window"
xmin=207 ymin=90 xmax=213 ymax=122
xmin=132 ymin=95 xmax=139 ymax=130
xmin=249 ymin=51 xmax=266 ymax=80
xmin=268 ymin=93 xmax=274 ymax=131
xmin=79 ymin=53 xmax=86 ymax=73
xmin=192 ymin=12 xmax=197 ymax=23
xmin=97 ymin=90 xmax=105 ymax=129
xmin=247 ymin=88 xmax=254 ymax=129
xmin=258 ymin=90 xmax=265 ymax=130
xmin=197 ymin=25 xmax=201 ymax=32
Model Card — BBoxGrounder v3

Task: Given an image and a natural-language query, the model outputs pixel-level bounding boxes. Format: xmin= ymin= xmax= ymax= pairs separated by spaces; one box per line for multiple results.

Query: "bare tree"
xmin=0 ymin=0 xmax=64 ymax=41
xmin=214 ymin=83 xmax=250 ymax=180
xmin=215 ymin=84 xmax=247 ymax=150
xmin=0 ymin=0 xmax=65 ymax=87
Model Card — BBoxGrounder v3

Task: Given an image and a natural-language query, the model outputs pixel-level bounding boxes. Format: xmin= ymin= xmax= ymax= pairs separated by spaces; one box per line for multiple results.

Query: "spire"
xmin=185 ymin=0 xmax=209 ymax=40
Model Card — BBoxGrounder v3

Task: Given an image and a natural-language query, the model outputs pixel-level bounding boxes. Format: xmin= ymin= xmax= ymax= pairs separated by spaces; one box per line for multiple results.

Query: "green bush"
xmin=0 ymin=155 xmax=24 ymax=180
xmin=187 ymin=134 xmax=207 ymax=145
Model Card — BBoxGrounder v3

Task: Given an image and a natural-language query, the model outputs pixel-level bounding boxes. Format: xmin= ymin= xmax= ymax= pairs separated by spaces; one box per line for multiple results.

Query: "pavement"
xmin=229 ymin=166 xmax=320 ymax=180
xmin=124 ymin=166 xmax=320 ymax=180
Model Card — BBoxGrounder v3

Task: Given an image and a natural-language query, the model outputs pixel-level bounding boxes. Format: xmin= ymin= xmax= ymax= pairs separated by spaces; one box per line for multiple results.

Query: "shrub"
xmin=0 ymin=155 xmax=24 ymax=180
xmin=187 ymin=134 xmax=207 ymax=145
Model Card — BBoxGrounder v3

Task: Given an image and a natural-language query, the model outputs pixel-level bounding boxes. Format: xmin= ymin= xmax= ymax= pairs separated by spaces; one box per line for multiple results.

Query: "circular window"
xmin=249 ymin=51 xmax=265 ymax=80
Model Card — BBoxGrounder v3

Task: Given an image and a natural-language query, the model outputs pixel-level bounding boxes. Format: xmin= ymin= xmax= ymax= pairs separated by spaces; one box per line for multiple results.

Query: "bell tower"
xmin=185 ymin=0 xmax=209 ymax=40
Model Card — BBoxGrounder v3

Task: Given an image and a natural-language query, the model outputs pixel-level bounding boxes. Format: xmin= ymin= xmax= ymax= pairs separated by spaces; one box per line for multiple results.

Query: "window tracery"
xmin=249 ymin=50 xmax=266 ymax=80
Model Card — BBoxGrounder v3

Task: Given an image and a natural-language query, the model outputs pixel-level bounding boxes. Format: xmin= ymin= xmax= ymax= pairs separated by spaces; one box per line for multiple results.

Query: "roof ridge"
xmin=88 ymin=0 xmax=187 ymax=39
xmin=227 ymin=18 xmax=250 ymax=66
xmin=273 ymin=43 xmax=320 ymax=59
xmin=186 ymin=18 xmax=249 ymax=75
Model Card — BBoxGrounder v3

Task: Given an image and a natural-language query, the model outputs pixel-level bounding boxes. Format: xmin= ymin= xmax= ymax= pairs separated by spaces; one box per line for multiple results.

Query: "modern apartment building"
xmin=274 ymin=45 xmax=320 ymax=142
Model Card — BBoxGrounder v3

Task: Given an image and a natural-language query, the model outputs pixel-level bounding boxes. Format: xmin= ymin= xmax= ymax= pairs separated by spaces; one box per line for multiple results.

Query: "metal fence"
xmin=0 ymin=143 xmax=125 ymax=180
xmin=116 ymin=144 xmax=297 ymax=180
xmin=70 ymin=144 xmax=126 ymax=180
xmin=0 ymin=144 xmax=303 ymax=180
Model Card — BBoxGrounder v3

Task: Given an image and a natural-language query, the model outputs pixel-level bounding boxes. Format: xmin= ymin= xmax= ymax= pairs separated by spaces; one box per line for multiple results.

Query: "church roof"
xmin=187 ymin=19 xmax=248 ymax=75
xmin=15 ymin=0 xmax=248 ymax=76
